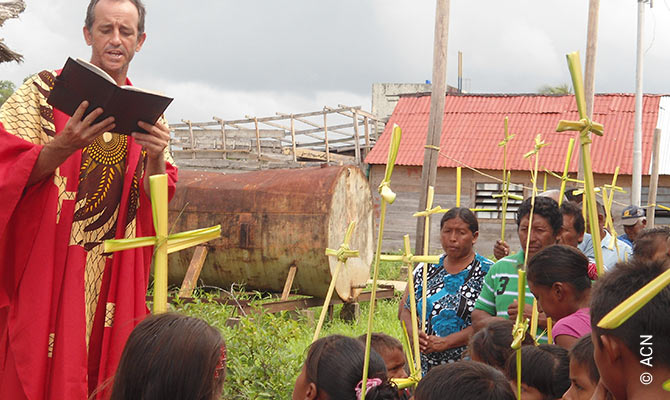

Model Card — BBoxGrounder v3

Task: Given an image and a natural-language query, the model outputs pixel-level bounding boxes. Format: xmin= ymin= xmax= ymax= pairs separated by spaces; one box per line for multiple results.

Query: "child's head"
xmin=468 ymin=319 xmax=534 ymax=371
xmin=527 ymin=244 xmax=592 ymax=321
xmin=562 ymin=335 xmax=599 ymax=400
xmin=357 ymin=333 xmax=408 ymax=380
xmin=109 ymin=313 xmax=226 ymax=400
xmin=504 ymin=344 xmax=570 ymax=400
xmin=293 ymin=334 xmax=398 ymax=400
xmin=590 ymin=260 xmax=670 ymax=399
xmin=414 ymin=360 xmax=515 ymax=400
xmin=633 ymin=226 xmax=670 ymax=262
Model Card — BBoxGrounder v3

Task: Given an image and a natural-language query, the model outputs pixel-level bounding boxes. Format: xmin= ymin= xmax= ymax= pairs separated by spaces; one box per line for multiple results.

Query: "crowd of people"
xmin=101 ymin=195 xmax=668 ymax=400
xmin=0 ymin=0 xmax=668 ymax=399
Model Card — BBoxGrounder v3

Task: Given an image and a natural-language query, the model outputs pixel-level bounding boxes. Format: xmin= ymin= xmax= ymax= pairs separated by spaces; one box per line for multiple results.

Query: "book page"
xmin=75 ymin=58 xmax=116 ymax=85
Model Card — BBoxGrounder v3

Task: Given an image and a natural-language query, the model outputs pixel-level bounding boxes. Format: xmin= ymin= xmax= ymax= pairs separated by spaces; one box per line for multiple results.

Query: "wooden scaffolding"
xmin=169 ymin=104 xmax=384 ymax=172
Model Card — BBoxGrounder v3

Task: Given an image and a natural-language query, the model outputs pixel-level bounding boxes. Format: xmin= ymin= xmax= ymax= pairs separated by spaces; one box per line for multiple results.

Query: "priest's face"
xmin=83 ymin=0 xmax=146 ymax=84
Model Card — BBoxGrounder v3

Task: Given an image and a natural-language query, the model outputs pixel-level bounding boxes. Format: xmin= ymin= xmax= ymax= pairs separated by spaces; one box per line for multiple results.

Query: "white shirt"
xmin=578 ymin=231 xmax=632 ymax=271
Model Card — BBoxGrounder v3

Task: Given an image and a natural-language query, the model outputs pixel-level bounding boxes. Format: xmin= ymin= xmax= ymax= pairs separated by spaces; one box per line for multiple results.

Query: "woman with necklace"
xmin=399 ymin=208 xmax=493 ymax=373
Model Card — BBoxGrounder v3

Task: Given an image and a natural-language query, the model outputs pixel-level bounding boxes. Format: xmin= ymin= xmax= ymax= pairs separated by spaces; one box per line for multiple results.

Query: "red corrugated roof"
xmin=365 ymin=94 xmax=662 ymax=175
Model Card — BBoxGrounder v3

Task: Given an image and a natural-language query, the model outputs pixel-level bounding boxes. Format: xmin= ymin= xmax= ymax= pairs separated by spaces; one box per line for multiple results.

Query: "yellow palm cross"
xmin=104 ymin=174 xmax=221 ymax=314
xmin=313 ymin=221 xmax=360 ymax=342
xmin=555 ymin=51 xmax=605 ymax=276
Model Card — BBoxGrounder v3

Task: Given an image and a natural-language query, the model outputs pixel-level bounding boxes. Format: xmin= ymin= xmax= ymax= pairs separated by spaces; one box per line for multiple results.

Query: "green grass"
xmin=174 ymin=260 xmax=405 ymax=399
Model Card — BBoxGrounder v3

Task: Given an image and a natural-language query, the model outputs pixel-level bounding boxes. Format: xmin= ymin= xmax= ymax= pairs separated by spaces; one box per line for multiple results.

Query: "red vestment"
xmin=0 ymin=71 xmax=177 ymax=399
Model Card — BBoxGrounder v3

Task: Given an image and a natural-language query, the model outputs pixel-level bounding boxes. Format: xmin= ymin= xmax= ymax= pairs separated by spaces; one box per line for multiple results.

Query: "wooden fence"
xmin=169 ymin=105 xmax=385 ymax=171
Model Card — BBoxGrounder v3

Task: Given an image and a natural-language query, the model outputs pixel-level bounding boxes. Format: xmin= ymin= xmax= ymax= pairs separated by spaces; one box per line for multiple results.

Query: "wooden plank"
xmin=648 ymin=128 xmax=661 ymax=227
xmin=417 ymin=0 xmax=450 ymax=255
xmin=287 ymin=148 xmax=354 ymax=163
xmin=280 ymin=265 xmax=298 ymax=301
xmin=178 ymin=246 xmax=208 ymax=298
xmin=170 ymin=107 xmax=379 ymax=129
xmin=172 ymin=128 xmax=284 ymax=140
xmin=352 ymin=109 xmax=361 ymax=164
xmin=363 ymin=116 xmax=370 ymax=158
xmin=254 ymin=117 xmax=262 ymax=159
xmin=155 ymin=287 xmax=396 ymax=315
xmin=290 ymin=115 xmax=297 ymax=162
xmin=324 ymin=111 xmax=330 ymax=163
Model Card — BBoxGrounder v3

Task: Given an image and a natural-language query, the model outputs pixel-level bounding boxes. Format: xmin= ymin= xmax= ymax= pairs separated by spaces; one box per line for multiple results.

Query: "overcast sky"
xmin=2 ymin=0 xmax=670 ymax=124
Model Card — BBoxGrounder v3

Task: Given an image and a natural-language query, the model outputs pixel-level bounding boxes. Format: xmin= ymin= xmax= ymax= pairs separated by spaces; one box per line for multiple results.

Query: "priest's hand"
xmin=133 ymin=121 xmax=170 ymax=161
xmin=27 ymin=101 xmax=114 ymax=186
xmin=55 ymin=101 xmax=115 ymax=154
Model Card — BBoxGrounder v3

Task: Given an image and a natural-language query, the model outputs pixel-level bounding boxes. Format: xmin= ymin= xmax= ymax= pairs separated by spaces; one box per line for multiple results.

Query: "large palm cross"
xmin=555 ymin=51 xmax=605 ymax=276
xmin=104 ymin=174 xmax=221 ymax=313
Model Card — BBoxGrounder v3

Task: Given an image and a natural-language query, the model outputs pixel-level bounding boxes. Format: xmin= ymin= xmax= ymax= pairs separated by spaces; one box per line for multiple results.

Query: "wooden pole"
xmin=323 ymin=110 xmax=331 ymax=163
xmin=416 ymin=0 xmax=450 ymax=255
xmin=579 ymin=0 xmax=600 ymax=181
xmin=184 ymin=119 xmax=195 ymax=159
xmin=364 ymin=116 xmax=371 ymax=158
xmin=290 ymin=114 xmax=297 ymax=163
xmin=353 ymin=109 xmax=362 ymax=165
xmin=648 ymin=128 xmax=661 ymax=227
xmin=254 ymin=117 xmax=262 ymax=160
xmin=632 ymin=0 xmax=649 ymax=206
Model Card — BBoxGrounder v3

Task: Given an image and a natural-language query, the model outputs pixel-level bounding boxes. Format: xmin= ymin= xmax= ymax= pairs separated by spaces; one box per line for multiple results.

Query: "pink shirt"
xmin=552 ymin=308 xmax=591 ymax=341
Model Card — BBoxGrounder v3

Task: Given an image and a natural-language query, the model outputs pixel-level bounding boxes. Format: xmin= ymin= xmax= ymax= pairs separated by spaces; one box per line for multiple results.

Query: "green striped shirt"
xmin=474 ymin=250 xmax=548 ymax=343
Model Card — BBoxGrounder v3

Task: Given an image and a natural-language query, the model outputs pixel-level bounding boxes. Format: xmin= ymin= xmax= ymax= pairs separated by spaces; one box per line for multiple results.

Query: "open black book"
xmin=47 ymin=57 xmax=173 ymax=135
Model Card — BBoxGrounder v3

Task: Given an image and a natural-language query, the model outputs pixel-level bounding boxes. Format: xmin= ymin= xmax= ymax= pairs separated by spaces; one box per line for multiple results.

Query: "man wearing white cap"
xmin=619 ymin=205 xmax=647 ymax=247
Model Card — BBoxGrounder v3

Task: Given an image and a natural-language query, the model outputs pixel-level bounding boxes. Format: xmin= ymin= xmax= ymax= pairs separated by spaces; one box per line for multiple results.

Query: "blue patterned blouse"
xmin=404 ymin=253 xmax=493 ymax=372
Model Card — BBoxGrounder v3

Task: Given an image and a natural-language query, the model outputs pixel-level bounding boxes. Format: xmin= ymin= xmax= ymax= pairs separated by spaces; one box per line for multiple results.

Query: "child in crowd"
xmin=468 ymin=319 xmax=534 ymax=371
xmin=632 ymin=226 xmax=670 ymax=262
xmin=504 ymin=344 xmax=570 ymax=400
xmin=108 ymin=313 xmax=226 ymax=400
xmin=590 ymin=260 xmax=670 ymax=400
xmin=357 ymin=333 xmax=410 ymax=399
xmin=414 ymin=360 xmax=515 ymax=400
xmin=357 ymin=333 xmax=408 ymax=380
xmin=293 ymin=335 xmax=399 ymax=400
xmin=562 ymin=335 xmax=599 ymax=400
xmin=527 ymin=245 xmax=593 ymax=349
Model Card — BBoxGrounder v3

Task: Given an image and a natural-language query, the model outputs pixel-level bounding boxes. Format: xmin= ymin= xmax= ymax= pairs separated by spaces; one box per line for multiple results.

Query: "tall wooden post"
xmin=648 ymin=128 xmax=661 ymax=227
xmin=416 ymin=0 xmax=450 ymax=255
xmin=579 ymin=0 xmax=600 ymax=181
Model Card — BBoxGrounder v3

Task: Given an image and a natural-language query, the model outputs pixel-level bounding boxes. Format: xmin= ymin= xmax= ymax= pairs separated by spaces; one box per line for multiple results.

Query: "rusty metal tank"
xmin=167 ymin=165 xmax=374 ymax=301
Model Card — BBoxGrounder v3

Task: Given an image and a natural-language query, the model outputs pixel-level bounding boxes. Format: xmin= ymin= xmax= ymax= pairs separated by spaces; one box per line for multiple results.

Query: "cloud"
xmin=140 ymin=77 xmax=370 ymax=123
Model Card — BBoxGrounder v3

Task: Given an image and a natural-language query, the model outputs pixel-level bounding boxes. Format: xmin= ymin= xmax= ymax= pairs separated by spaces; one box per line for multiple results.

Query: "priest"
xmin=0 ymin=1 xmax=177 ymax=399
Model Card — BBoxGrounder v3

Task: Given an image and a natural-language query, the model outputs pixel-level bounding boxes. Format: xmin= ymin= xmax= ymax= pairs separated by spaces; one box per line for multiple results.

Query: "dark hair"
xmin=109 ymin=313 xmax=225 ymax=400
xmin=468 ymin=319 xmax=534 ymax=370
xmin=590 ymin=260 xmax=670 ymax=368
xmin=560 ymin=201 xmax=585 ymax=235
xmin=633 ymin=226 xmax=670 ymax=261
xmin=504 ymin=344 xmax=570 ymax=399
xmin=527 ymin=244 xmax=591 ymax=295
xmin=304 ymin=335 xmax=398 ymax=400
xmin=86 ymin=0 xmax=146 ymax=35
xmin=440 ymin=207 xmax=478 ymax=233
xmin=414 ymin=360 xmax=515 ymax=400
xmin=516 ymin=196 xmax=563 ymax=235
xmin=357 ymin=332 xmax=403 ymax=355
xmin=569 ymin=335 xmax=599 ymax=384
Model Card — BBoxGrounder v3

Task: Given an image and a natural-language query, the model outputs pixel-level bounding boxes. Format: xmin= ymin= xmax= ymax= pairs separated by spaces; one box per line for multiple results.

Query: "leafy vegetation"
xmin=175 ymin=261 xmax=405 ymax=399
xmin=0 ymin=80 xmax=16 ymax=106
xmin=538 ymin=83 xmax=572 ymax=95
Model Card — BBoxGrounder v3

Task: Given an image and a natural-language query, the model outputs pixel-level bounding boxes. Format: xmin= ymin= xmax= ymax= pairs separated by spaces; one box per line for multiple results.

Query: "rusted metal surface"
xmin=168 ymin=165 xmax=374 ymax=301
